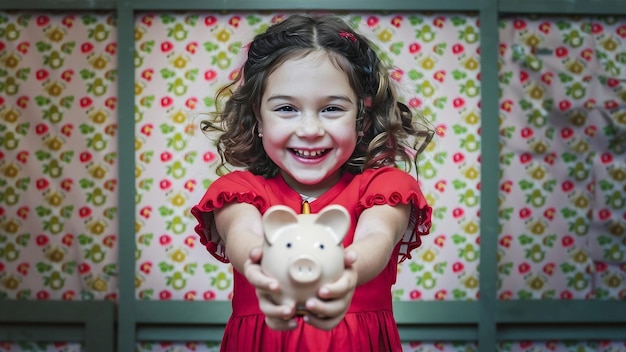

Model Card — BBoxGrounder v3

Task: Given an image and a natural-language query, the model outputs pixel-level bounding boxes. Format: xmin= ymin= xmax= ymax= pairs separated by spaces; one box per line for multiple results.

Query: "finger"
xmin=343 ymin=250 xmax=357 ymax=267
xmin=245 ymin=261 xmax=279 ymax=291
xmin=258 ymin=293 xmax=296 ymax=320
xmin=249 ymin=246 xmax=263 ymax=263
xmin=318 ymin=269 xmax=356 ymax=300
xmin=305 ymin=296 xmax=350 ymax=320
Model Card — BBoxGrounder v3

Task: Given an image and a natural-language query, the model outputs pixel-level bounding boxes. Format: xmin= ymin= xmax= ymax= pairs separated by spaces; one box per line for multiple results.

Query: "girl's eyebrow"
xmin=266 ymin=95 xmax=354 ymax=103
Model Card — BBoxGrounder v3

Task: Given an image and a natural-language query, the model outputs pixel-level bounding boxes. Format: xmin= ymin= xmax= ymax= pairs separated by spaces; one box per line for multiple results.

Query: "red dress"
xmin=191 ymin=166 xmax=432 ymax=352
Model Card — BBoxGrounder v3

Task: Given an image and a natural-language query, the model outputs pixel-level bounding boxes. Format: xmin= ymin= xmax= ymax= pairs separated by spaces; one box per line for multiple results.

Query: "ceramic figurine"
xmin=261 ymin=202 xmax=350 ymax=315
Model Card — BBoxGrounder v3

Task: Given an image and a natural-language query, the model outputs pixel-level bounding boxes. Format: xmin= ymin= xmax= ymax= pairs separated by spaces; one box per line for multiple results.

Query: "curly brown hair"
xmin=202 ymin=14 xmax=433 ymax=177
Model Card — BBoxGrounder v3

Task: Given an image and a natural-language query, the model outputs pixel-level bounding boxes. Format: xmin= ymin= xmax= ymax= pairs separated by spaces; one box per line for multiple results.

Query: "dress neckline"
xmin=273 ymin=171 xmax=354 ymax=207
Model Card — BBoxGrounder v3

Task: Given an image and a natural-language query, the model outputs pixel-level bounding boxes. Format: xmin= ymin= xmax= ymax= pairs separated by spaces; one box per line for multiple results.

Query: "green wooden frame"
xmin=0 ymin=301 xmax=115 ymax=351
xmin=0 ymin=1 xmax=625 ymax=352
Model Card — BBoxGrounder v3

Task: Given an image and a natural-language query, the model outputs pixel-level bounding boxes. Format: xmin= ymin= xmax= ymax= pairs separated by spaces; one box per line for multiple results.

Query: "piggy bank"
xmin=261 ymin=203 xmax=350 ymax=315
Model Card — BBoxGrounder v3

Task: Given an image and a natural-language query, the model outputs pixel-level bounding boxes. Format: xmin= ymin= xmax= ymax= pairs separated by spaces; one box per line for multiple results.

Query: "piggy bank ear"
xmin=314 ymin=205 xmax=350 ymax=244
xmin=262 ymin=205 xmax=298 ymax=245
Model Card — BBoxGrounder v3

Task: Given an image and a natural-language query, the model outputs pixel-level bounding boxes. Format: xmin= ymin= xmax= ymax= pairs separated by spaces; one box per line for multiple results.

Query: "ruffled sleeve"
xmin=357 ymin=167 xmax=432 ymax=263
xmin=190 ymin=171 xmax=269 ymax=263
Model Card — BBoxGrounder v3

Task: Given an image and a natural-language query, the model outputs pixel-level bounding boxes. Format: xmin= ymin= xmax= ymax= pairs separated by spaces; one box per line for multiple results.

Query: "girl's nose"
xmin=295 ymin=114 xmax=324 ymax=138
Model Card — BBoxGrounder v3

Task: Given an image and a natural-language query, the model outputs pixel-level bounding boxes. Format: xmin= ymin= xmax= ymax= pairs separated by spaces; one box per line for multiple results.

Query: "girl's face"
xmin=258 ymin=51 xmax=358 ymax=197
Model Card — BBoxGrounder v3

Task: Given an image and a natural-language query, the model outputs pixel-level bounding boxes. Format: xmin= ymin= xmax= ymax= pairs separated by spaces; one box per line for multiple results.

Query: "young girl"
xmin=192 ymin=14 xmax=433 ymax=351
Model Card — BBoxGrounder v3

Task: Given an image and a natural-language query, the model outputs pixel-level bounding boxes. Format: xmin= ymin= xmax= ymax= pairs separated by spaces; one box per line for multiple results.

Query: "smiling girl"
xmin=192 ymin=14 xmax=433 ymax=351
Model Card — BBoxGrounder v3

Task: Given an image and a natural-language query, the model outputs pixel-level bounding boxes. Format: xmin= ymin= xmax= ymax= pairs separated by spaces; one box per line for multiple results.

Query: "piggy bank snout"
xmin=289 ymin=256 xmax=321 ymax=283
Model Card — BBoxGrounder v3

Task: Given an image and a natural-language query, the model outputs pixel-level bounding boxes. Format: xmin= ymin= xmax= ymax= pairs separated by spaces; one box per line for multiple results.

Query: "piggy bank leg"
xmin=295 ymin=305 xmax=308 ymax=316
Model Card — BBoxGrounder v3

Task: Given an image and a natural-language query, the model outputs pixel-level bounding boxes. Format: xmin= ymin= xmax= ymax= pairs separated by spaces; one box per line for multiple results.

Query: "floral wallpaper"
xmin=0 ymin=10 xmax=624 ymax=352
xmin=498 ymin=16 xmax=626 ymax=300
xmin=0 ymin=12 xmax=119 ymax=302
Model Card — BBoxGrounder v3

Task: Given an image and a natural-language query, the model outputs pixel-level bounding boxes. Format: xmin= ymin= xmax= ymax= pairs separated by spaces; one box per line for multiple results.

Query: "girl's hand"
xmin=244 ymin=247 xmax=298 ymax=330
xmin=303 ymin=250 xmax=358 ymax=330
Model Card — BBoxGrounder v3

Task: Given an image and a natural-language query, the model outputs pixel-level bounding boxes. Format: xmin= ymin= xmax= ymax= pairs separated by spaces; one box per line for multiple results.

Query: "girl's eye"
xmin=276 ymin=106 xmax=297 ymax=112
xmin=322 ymin=106 xmax=343 ymax=113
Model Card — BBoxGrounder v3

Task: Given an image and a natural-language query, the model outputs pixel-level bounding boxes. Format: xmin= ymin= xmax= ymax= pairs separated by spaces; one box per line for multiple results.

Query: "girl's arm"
xmin=213 ymin=202 xmax=264 ymax=273
xmin=213 ymin=202 xmax=298 ymax=330
xmin=349 ymin=202 xmax=411 ymax=285
xmin=304 ymin=202 xmax=410 ymax=329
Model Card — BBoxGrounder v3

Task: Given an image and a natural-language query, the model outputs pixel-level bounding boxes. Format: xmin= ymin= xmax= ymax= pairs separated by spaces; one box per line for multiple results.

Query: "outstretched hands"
xmin=243 ymin=247 xmax=358 ymax=331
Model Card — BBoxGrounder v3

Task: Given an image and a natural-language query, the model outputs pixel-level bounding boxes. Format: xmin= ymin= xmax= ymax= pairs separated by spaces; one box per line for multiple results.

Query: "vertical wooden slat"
xmin=116 ymin=1 xmax=138 ymax=351
xmin=478 ymin=0 xmax=500 ymax=350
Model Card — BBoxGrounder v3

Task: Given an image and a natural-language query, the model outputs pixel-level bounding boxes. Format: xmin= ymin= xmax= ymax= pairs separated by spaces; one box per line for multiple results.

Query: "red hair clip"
xmin=339 ymin=31 xmax=357 ymax=42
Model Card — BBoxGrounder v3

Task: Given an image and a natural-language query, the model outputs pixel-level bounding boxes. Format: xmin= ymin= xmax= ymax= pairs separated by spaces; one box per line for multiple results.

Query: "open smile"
xmin=290 ymin=148 xmax=330 ymax=159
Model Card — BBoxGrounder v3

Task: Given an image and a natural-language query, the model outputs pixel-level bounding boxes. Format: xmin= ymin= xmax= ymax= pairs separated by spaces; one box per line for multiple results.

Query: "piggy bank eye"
xmin=316 ymin=242 xmax=325 ymax=250
xmin=286 ymin=242 xmax=292 ymax=249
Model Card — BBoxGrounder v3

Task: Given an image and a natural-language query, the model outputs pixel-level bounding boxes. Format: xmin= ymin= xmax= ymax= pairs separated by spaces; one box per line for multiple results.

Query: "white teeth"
xmin=294 ymin=149 xmax=325 ymax=157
